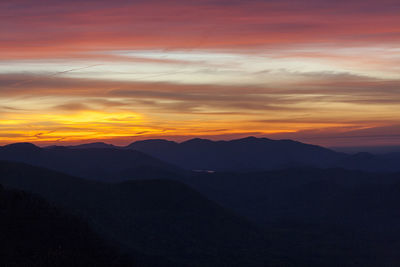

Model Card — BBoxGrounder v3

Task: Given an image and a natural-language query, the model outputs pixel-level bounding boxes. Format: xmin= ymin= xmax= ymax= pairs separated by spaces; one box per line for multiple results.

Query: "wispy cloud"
xmin=1 ymin=0 xmax=400 ymax=145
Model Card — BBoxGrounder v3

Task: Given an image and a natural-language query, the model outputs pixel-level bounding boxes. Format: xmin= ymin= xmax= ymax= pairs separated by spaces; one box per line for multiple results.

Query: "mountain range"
xmin=1 ymin=137 xmax=400 ymax=177
xmin=0 ymin=142 xmax=181 ymax=182
xmin=2 ymin=137 xmax=400 ymax=266
xmin=126 ymin=137 xmax=400 ymax=172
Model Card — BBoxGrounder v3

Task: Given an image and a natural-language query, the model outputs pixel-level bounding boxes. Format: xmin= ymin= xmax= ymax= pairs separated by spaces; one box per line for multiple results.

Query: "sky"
xmin=1 ymin=0 xmax=400 ymax=147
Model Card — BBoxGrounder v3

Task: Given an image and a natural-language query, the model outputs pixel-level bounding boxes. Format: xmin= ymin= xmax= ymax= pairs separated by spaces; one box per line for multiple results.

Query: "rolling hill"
xmin=0 ymin=143 xmax=182 ymax=182
xmin=2 ymin=137 xmax=400 ymax=179
xmin=0 ymin=161 xmax=271 ymax=267
xmin=126 ymin=137 xmax=400 ymax=172
xmin=126 ymin=137 xmax=345 ymax=171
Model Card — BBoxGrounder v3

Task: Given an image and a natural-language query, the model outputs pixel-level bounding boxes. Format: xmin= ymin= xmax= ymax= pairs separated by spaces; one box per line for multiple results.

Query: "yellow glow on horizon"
xmin=0 ymin=109 xmax=358 ymax=145
xmin=0 ymin=110 xmax=164 ymax=144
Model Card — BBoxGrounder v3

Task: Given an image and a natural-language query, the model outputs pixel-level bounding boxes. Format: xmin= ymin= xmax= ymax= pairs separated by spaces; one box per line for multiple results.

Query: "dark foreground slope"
xmin=2 ymin=161 xmax=400 ymax=266
xmin=183 ymin=168 xmax=400 ymax=266
xmin=184 ymin=168 xmax=400 ymax=226
xmin=0 ymin=161 xmax=270 ymax=267
xmin=0 ymin=185 xmax=140 ymax=266
xmin=111 ymin=166 xmax=400 ymax=266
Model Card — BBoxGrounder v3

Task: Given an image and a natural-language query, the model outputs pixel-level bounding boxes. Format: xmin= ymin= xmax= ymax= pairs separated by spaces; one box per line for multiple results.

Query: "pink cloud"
xmin=1 ymin=0 xmax=399 ymax=59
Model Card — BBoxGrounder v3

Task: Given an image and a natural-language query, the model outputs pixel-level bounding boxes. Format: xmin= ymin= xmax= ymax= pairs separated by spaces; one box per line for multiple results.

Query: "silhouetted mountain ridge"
xmin=0 ymin=145 xmax=183 ymax=182
xmin=2 ymin=136 xmax=400 ymax=176
xmin=126 ymin=137 xmax=400 ymax=172
xmin=3 ymin=142 xmax=41 ymax=151
xmin=68 ymin=142 xmax=117 ymax=149
xmin=127 ymin=137 xmax=345 ymax=171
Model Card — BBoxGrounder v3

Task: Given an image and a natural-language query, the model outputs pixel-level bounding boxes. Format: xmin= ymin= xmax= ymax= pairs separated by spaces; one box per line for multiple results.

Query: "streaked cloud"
xmin=0 ymin=0 xmax=399 ymax=146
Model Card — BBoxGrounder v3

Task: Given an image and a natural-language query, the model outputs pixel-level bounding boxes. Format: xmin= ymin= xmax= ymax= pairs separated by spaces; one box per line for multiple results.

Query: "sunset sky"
xmin=1 ymin=0 xmax=400 ymax=147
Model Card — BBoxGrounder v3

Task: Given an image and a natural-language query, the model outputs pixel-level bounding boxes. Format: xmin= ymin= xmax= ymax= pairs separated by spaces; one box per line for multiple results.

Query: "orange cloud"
xmin=1 ymin=0 xmax=400 ymax=146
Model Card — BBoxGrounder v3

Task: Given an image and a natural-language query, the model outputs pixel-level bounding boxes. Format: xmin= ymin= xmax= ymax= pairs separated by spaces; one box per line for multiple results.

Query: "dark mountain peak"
xmin=230 ymin=136 xmax=272 ymax=143
xmin=235 ymin=136 xmax=258 ymax=141
xmin=2 ymin=142 xmax=41 ymax=151
xmin=278 ymin=138 xmax=300 ymax=144
xmin=126 ymin=139 xmax=178 ymax=152
xmin=181 ymin=138 xmax=214 ymax=145
xmin=44 ymin=145 xmax=67 ymax=150
xmin=276 ymin=138 xmax=335 ymax=151
xmin=129 ymin=139 xmax=177 ymax=146
xmin=69 ymin=142 xmax=116 ymax=149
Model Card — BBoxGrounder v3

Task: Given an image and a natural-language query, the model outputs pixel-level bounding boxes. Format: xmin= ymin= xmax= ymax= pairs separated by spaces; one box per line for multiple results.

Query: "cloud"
xmin=1 ymin=0 xmax=400 ymax=59
xmin=1 ymin=0 xmax=400 ymax=146
xmin=53 ymin=103 xmax=92 ymax=111
xmin=0 ymin=71 xmax=399 ymax=145
xmin=2 ymin=72 xmax=400 ymax=110
xmin=265 ymin=124 xmax=400 ymax=147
